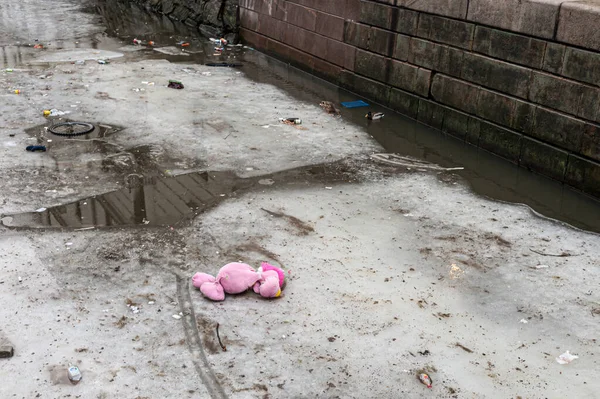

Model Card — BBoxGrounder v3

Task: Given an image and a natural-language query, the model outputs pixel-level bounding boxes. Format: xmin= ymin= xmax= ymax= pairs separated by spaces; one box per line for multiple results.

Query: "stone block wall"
xmin=239 ymin=0 xmax=600 ymax=198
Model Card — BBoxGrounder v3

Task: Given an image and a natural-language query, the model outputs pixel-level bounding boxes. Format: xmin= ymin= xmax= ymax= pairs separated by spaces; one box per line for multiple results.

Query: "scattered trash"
xmin=320 ymin=101 xmax=341 ymax=117
xmin=148 ymin=41 xmax=155 ymax=46
xmin=455 ymin=342 xmax=473 ymax=353
xmin=49 ymin=122 xmax=94 ymax=137
xmin=371 ymin=153 xmax=465 ymax=171
xmin=133 ymin=38 xmax=142 ymax=45
xmin=325 ymin=187 xmax=333 ymax=190
xmin=141 ymin=81 xmax=155 ymax=86
xmin=210 ymin=38 xmax=228 ymax=46
xmin=67 ymin=365 xmax=82 ymax=384
xmin=258 ymin=179 xmax=275 ymax=186
xmin=0 ymin=345 xmax=14 ymax=358
xmin=148 ymin=301 xmax=155 ymax=305
xmin=172 ymin=314 xmax=182 ymax=320
xmin=33 ymin=44 xmax=43 ymax=49
xmin=43 ymin=109 xmax=70 ymax=117
xmin=201 ymin=72 xmax=212 ymax=76
xmin=5 ymin=68 xmax=13 ymax=72
xmin=26 ymin=145 xmax=47 ymax=152
xmin=519 ymin=319 xmax=528 ymax=324
xmin=35 ymin=208 xmax=47 ymax=212
xmin=279 ymin=118 xmax=302 ymax=125
xmin=529 ymin=248 xmax=577 ymax=257
xmin=205 ymin=62 xmax=242 ymax=67
xmin=177 ymin=41 xmax=190 ymax=47
xmin=167 ymin=80 xmax=184 ymax=89
xmin=341 ymin=100 xmax=369 ymax=108
xmin=366 ymin=111 xmax=385 ymax=120
xmin=449 ymin=263 xmax=464 ymax=279
xmin=418 ymin=373 xmax=433 ymax=388
xmin=214 ymin=46 xmax=224 ymax=52
xmin=216 ymin=323 xmax=227 ymax=351
xmin=534 ymin=265 xmax=549 ymax=269
xmin=556 ymin=351 xmax=578 ymax=364
xmin=74 ymin=60 xmax=85 ymax=65
xmin=98 ymin=59 xmax=109 ymax=65
xmin=13 ymin=89 xmax=20 ymax=94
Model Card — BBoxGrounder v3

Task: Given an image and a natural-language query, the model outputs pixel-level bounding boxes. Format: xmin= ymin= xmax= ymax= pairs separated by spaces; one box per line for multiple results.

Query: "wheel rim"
xmin=49 ymin=122 xmax=95 ymax=137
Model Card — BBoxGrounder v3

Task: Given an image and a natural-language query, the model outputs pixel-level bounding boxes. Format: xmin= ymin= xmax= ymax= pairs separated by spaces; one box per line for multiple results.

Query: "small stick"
xmin=455 ymin=343 xmax=473 ymax=353
xmin=216 ymin=323 xmax=227 ymax=352
xmin=529 ymin=248 xmax=577 ymax=257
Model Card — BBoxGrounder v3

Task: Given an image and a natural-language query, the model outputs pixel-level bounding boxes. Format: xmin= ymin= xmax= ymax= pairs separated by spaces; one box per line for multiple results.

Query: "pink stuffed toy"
xmin=192 ymin=262 xmax=285 ymax=301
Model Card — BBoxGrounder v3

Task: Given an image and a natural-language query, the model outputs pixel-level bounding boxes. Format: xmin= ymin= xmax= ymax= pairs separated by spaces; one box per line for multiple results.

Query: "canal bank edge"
xmin=128 ymin=0 xmax=600 ymax=200
xmin=238 ymin=0 xmax=600 ymax=200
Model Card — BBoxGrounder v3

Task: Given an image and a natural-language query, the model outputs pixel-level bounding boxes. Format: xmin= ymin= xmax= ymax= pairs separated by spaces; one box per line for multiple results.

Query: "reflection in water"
xmin=3 ymin=171 xmax=249 ymax=228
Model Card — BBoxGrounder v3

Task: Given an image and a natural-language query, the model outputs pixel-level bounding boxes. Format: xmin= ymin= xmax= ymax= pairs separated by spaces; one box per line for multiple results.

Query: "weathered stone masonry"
xmin=239 ymin=0 xmax=600 ymax=199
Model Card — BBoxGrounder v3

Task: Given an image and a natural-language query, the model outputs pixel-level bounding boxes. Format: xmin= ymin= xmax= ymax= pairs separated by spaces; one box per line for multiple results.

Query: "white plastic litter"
xmin=519 ymin=319 xmax=528 ymax=324
xmin=556 ymin=351 xmax=578 ymax=364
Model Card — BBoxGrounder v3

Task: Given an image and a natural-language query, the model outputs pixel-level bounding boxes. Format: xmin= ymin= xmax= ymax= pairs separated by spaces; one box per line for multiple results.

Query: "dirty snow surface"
xmin=0 ymin=1 xmax=599 ymax=398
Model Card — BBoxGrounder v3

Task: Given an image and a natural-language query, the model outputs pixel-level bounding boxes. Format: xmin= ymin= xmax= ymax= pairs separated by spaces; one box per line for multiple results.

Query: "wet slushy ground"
xmin=0 ymin=1 xmax=599 ymax=398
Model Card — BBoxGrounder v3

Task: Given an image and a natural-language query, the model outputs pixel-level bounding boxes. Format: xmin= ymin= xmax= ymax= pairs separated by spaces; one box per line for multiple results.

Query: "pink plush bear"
xmin=192 ymin=262 xmax=285 ymax=301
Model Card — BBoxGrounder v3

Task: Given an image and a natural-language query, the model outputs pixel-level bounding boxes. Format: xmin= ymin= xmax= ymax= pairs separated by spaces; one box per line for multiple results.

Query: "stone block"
xmin=325 ymin=39 xmax=352 ymax=69
xmin=580 ymin=122 xmax=600 ymax=162
xmin=565 ymin=154 xmax=600 ymax=197
xmin=393 ymin=8 xmax=419 ymax=35
xmin=286 ymin=2 xmax=317 ymax=31
xmin=477 ymin=89 xmax=517 ymax=128
xmin=430 ymin=74 xmax=479 ymax=115
xmin=408 ymin=38 xmax=465 ymax=76
xmin=369 ymin=27 xmax=396 ymax=56
xmin=315 ymin=12 xmax=345 ymax=41
xmin=467 ymin=0 xmax=562 ymax=39
xmin=466 ymin=117 xmax=482 ymax=145
xmin=341 ymin=72 xmax=391 ymax=106
xmin=478 ymin=122 xmax=523 ymax=163
xmin=389 ymin=88 xmax=420 ymax=119
xmin=269 ymin=0 xmax=287 ymax=20
xmin=345 ymin=0 xmax=361 ymax=20
xmin=396 ymin=0 xmax=469 ymax=19
xmin=461 ymin=53 xmax=532 ymax=99
xmin=312 ymin=56 xmax=344 ymax=82
xmin=393 ymin=34 xmax=410 ymax=61
xmin=473 ymin=26 xmax=546 ymax=69
xmin=529 ymin=72 xmax=600 ymax=123
xmin=530 ymin=106 xmax=583 ymax=152
xmin=562 ymin=47 xmax=600 ymax=88
xmin=416 ymin=14 xmax=474 ymax=50
xmin=344 ymin=22 xmax=370 ymax=49
xmin=355 ymin=49 xmax=388 ymax=82
xmin=298 ymin=0 xmax=344 ymax=16
xmin=519 ymin=137 xmax=568 ymax=181
xmin=442 ymin=108 xmax=471 ymax=140
xmin=557 ymin=2 xmax=600 ymax=52
xmin=359 ymin=0 xmax=393 ymax=29
xmin=388 ymin=60 xmax=431 ymax=97
xmin=240 ymin=8 xmax=259 ymax=31
xmin=417 ymin=99 xmax=444 ymax=130
xmin=542 ymin=43 xmax=566 ymax=75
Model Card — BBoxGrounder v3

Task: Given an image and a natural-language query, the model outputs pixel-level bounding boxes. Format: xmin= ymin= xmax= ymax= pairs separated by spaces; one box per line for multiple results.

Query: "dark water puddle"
xmin=0 ymin=163 xmax=352 ymax=229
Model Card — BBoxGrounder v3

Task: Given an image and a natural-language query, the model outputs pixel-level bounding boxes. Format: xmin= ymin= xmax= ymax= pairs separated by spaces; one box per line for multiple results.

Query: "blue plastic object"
xmin=26 ymin=145 xmax=46 ymax=152
xmin=341 ymin=100 xmax=369 ymax=108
